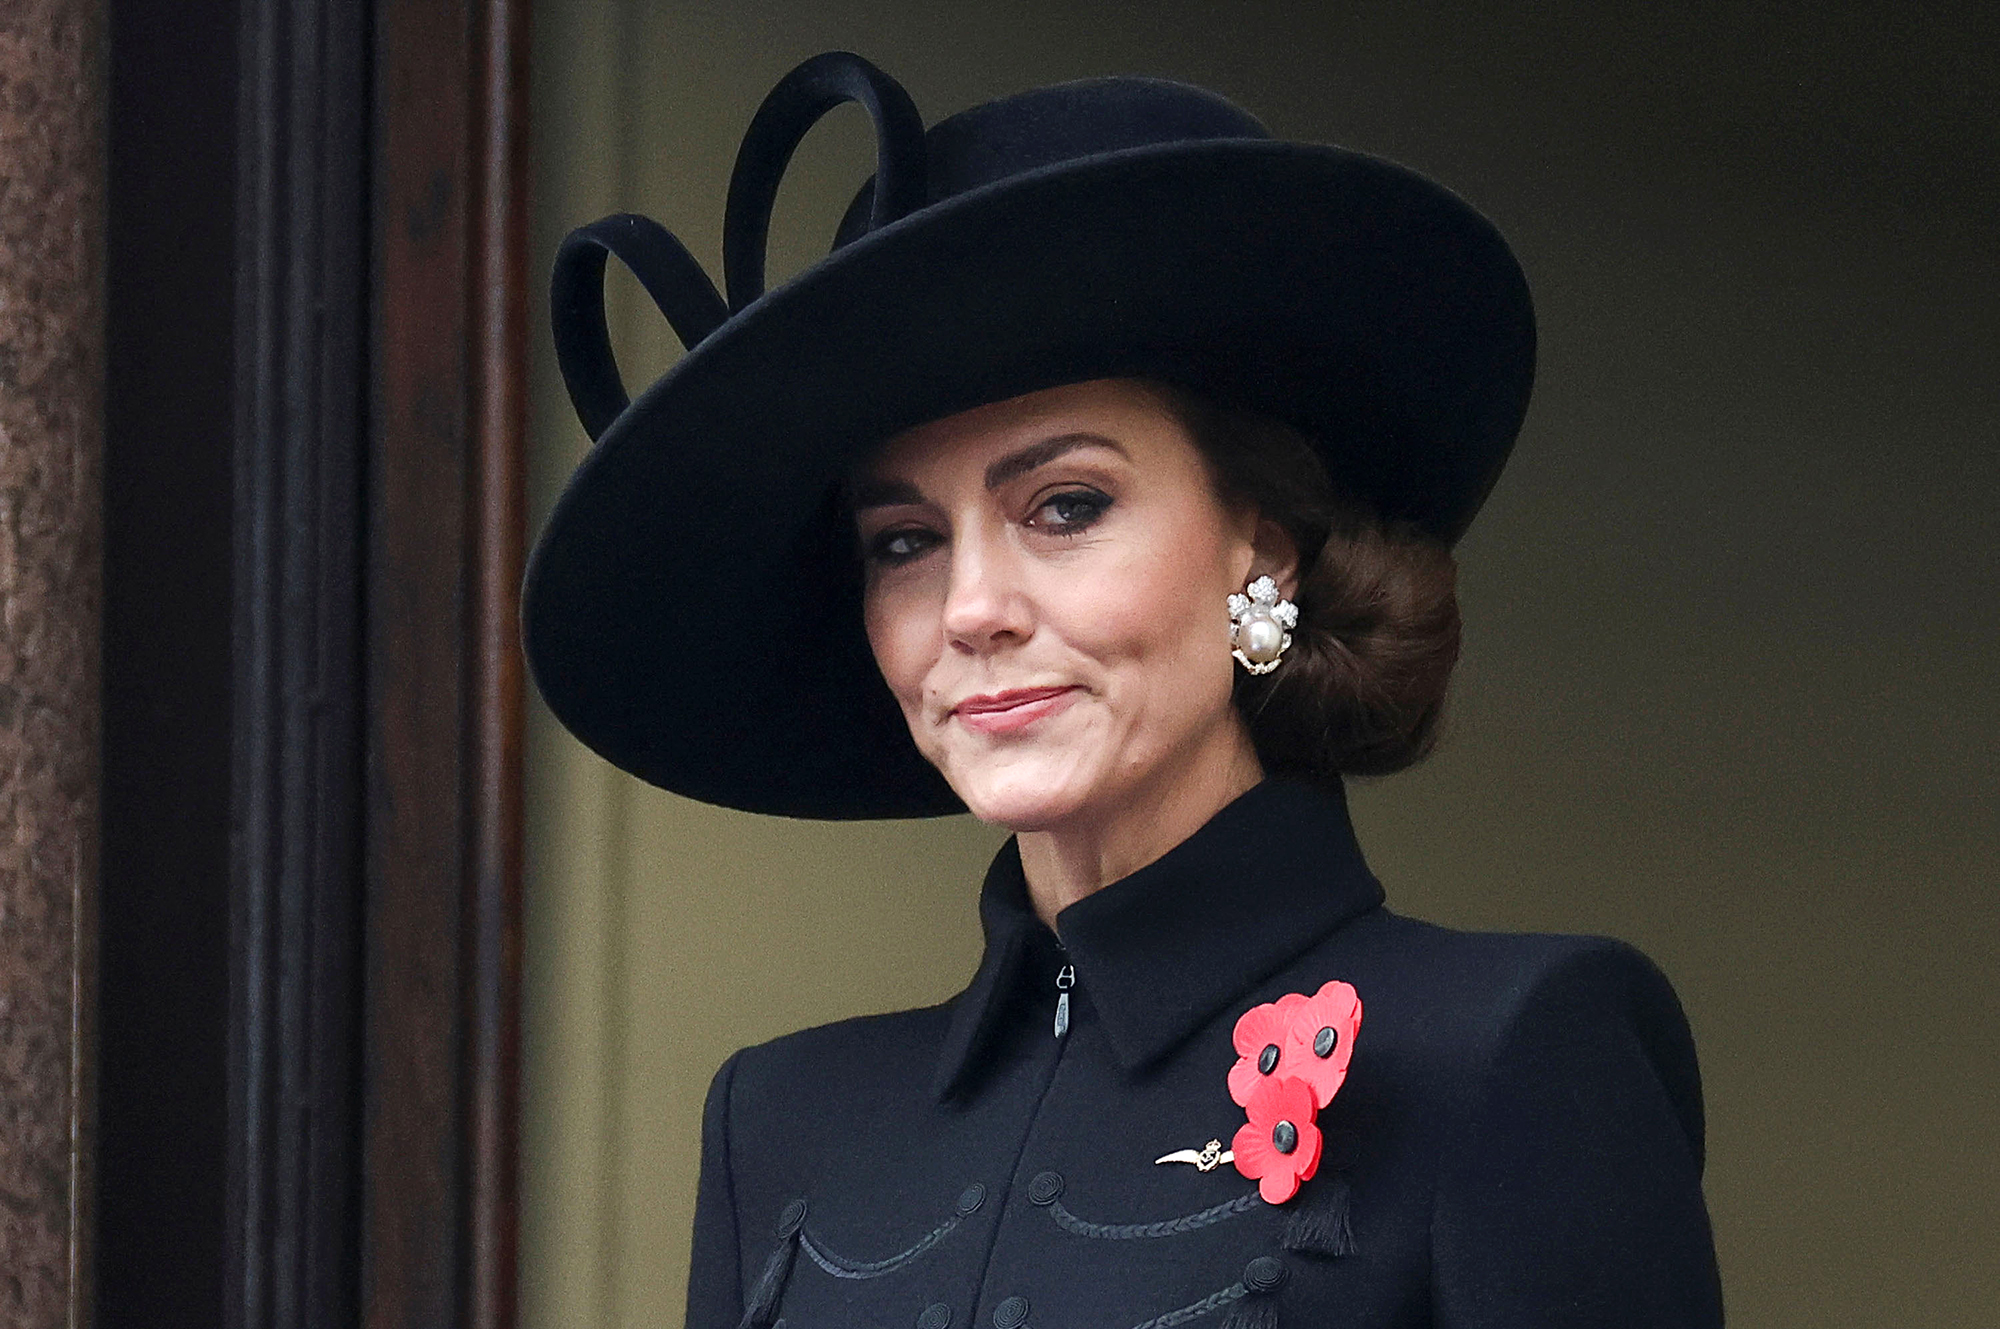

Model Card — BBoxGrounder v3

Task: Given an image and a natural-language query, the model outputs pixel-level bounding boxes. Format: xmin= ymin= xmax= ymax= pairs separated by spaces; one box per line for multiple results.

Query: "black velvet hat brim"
xmin=523 ymin=137 xmax=1534 ymax=818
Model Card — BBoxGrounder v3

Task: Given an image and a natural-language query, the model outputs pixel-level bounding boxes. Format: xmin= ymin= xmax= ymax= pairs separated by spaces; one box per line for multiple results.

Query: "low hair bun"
xmin=1246 ymin=509 xmax=1460 ymax=778
xmin=1153 ymin=383 xmax=1463 ymax=782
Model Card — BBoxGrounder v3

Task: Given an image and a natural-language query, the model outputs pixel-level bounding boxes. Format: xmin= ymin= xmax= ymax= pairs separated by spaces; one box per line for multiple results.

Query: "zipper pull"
xmin=1054 ymin=964 xmax=1075 ymax=1038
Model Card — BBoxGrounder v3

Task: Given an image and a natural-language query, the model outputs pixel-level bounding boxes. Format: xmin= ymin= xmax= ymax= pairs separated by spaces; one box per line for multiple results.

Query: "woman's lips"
xmin=950 ymin=686 xmax=1080 ymax=736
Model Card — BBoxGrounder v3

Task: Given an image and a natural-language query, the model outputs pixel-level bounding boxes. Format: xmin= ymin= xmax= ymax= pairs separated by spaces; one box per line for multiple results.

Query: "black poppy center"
xmin=1314 ymin=1026 xmax=1338 ymax=1058
xmin=1258 ymin=1043 xmax=1280 ymax=1075
xmin=1272 ymin=1120 xmax=1298 ymax=1155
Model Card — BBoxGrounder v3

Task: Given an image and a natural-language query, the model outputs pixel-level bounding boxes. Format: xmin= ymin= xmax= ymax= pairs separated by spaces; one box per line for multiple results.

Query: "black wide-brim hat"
xmin=525 ymin=51 xmax=1535 ymax=820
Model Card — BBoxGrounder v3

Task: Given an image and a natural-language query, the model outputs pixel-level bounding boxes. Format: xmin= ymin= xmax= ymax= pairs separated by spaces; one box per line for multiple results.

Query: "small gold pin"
xmin=1154 ymin=1139 xmax=1233 ymax=1172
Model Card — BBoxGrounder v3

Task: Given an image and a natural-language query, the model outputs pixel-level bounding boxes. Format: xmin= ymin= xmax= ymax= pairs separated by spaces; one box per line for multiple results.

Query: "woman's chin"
xmin=944 ymin=758 xmax=1099 ymax=832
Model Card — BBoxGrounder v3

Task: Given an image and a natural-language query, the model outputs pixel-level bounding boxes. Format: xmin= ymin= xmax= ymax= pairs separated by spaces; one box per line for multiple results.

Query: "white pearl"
xmin=1239 ymin=612 xmax=1285 ymax=663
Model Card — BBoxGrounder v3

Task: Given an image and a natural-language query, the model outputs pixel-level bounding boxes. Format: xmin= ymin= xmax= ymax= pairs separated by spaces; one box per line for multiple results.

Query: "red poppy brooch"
xmin=1227 ymin=980 xmax=1362 ymax=1204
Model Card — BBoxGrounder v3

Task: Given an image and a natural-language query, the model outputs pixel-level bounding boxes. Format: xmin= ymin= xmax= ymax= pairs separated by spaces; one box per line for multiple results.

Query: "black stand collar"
xmin=933 ymin=777 xmax=1385 ymax=1100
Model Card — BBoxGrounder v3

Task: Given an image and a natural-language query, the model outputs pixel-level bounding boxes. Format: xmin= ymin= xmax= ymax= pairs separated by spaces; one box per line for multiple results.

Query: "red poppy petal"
xmin=1314 ymin=980 xmax=1360 ymax=1017
xmin=1294 ymin=1121 xmax=1323 ymax=1182
xmin=1304 ymin=1066 xmax=1349 ymax=1111
xmin=1231 ymin=1121 xmax=1269 ymax=1179
xmin=1286 ymin=994 xmax=1358 ymax=1050
xmin=1236 ymin=1001 xmax=1302 ymax=1057
xmin=1267 ymin=1075 xmax=1317 ymax=1123
xmin=1227 ymin=1058 xmax=1265 ymax=1109
xmin=1259 ymin=1169 xmax=1301 ymax=1205
xmin=1232 ymin=1004 xmax=1276 ymax=1056
xmin=1284 ymin=1046 xmax=1351 ymax=1110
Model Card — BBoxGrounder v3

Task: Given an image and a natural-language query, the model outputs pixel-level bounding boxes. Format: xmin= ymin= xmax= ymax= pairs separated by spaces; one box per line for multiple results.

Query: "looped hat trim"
xmin=723 ymin=51 xmax=929 ymax=313
xmin=550 ymin=214 xmax=727 ymax=443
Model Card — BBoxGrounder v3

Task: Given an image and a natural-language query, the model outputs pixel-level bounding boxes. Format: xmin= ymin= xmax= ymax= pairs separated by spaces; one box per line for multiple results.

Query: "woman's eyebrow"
xmin=849 ymin=476 xmax=925 ymax=511
xmin=983 ymin=432 xmax=1124 ymax=490
xmin=852 ymin=432 xmax=1124 ymax=511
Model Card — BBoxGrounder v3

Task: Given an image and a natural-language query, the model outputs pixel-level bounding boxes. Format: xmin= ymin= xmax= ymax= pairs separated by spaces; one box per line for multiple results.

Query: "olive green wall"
xmin=522 ymin=4 xmax=1999 ymax=1326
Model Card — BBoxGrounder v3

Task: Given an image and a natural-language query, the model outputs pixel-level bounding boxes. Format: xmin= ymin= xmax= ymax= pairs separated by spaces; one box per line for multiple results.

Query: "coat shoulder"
xmin=720 ymin=998 xmax=956 ymax=1127
xmin=1345 ymin=917 xmax=1724 ymax=1323
xmin=1325 ymin=910 xmax=1705 ymax=1161
xmin=1345 ymin=910 xmax=1691 ymax=1035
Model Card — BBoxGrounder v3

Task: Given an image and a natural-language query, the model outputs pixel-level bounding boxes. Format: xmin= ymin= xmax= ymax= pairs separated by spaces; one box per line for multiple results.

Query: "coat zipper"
xmin=965 ymin=953 xmax=1079 ymax=1311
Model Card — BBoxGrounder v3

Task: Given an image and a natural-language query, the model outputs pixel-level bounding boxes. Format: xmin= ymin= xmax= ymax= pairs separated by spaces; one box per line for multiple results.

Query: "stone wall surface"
xmin=0 ymin=1 xmax=102 ymax=1326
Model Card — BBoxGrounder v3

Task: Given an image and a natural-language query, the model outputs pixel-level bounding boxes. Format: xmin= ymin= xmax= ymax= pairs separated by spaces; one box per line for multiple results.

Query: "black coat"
xmin=686 ymin=779 xmax=1724 ymax=1329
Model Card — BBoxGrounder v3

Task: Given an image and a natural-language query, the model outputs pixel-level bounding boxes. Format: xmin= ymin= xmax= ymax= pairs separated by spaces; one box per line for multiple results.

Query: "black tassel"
xmin=1217 ymin=1295 xmax=1279 ymax=1329
xmin=1281 ymin=1174 xmax=1354 ymax=1257
xmin=737 ymin=1231 xmax=798 ymax=1329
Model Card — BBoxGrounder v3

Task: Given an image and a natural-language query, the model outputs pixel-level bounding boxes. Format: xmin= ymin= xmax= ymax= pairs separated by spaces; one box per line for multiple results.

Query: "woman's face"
xmin=855 ymin=378 xmax=1273 ymax=832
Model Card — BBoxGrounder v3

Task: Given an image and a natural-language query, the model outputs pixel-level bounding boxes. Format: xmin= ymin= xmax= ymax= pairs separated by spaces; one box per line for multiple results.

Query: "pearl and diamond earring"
xmin=1228 ymin=575 xmax=1298 ymax=675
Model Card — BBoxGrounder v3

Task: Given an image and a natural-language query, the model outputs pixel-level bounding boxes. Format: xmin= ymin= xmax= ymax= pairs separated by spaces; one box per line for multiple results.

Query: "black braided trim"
xmin=1046 ymin=1187 xmax=1263 ymax=1239
xmin=1128 ymin=1281 xmax=1250 ymax=1329
xmin=796 ymin=1212 xmax=962 ymax=1280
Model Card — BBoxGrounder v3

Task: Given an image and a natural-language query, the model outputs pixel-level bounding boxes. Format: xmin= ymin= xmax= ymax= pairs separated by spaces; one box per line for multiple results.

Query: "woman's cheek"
xmin=865 ymin=589 xmax=929 ymax=706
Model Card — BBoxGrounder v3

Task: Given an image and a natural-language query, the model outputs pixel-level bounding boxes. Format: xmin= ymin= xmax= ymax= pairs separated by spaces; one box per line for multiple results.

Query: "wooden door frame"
xmin=99 ymin=0 xmax=529 ymax=1324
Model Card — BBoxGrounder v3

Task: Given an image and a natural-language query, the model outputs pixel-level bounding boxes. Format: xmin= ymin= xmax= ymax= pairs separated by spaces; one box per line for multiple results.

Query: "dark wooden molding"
xmin=465 ymin=1 xmax=533 ymax=1324
xmin=226 ymin=0 xmax=371 ymax=1325
xmin=365 ymin=2 xmax=529 ymax=1327
xmin=364 ymin=1 xmax=474 ymax=1317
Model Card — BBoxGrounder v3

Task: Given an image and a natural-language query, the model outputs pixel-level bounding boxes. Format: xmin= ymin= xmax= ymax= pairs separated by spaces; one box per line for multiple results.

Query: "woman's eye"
xmin=1027 ymin=488 xmax=1111 ymax=534
xmin=865 ymin=526 xmax=940 ymax=565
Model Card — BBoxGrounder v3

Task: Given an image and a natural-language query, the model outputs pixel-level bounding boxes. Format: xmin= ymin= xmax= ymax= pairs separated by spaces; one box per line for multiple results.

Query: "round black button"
xmin=993 ymin=1295 xmax=1030 ymax=1329
xmin=956 ymin=1183 xmax=987 ymax=1216
xmin=1244 ymin=1256 xmax=1288 ymax=1293
xmin=1258 ymin=1043 xmax=1281 ymax=1075
xmin=1272 ymin=1120 xmax=1298 ymax=1155
xmin=917 ymin=1303 xmax=952 ymax=1329
xmin=1026 ymin=1171 xmax=1064 ymax=1205
xmin=1314 ymin=1026 xmax=1338 ymax=1058
xmin=775 ymin=1198 xmax=808 ymax=1238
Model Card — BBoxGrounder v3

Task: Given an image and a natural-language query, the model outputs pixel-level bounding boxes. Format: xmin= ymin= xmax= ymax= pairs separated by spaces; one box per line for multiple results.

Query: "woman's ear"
xmin=1250 ymin=516 xmax=1301 ymax=600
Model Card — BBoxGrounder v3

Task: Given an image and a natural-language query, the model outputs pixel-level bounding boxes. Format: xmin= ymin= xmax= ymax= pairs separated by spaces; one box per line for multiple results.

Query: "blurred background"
xmin=521 ymin=3 xmax=1998 ymax=1326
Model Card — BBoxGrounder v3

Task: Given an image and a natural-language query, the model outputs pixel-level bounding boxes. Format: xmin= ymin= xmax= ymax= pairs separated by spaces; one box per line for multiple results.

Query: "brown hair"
xmin=1152 ymin=384 xmax=1463 ymax=780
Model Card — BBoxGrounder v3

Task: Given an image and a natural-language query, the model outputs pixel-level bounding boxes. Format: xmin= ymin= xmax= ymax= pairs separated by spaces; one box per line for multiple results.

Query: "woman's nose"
xmin=939 ymin=531 xmax=1032 ymax=651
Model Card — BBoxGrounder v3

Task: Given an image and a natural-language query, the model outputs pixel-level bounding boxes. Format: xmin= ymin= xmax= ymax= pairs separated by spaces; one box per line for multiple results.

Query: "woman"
xmin=527 ymin=52 xmax=1723 ymax=1329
